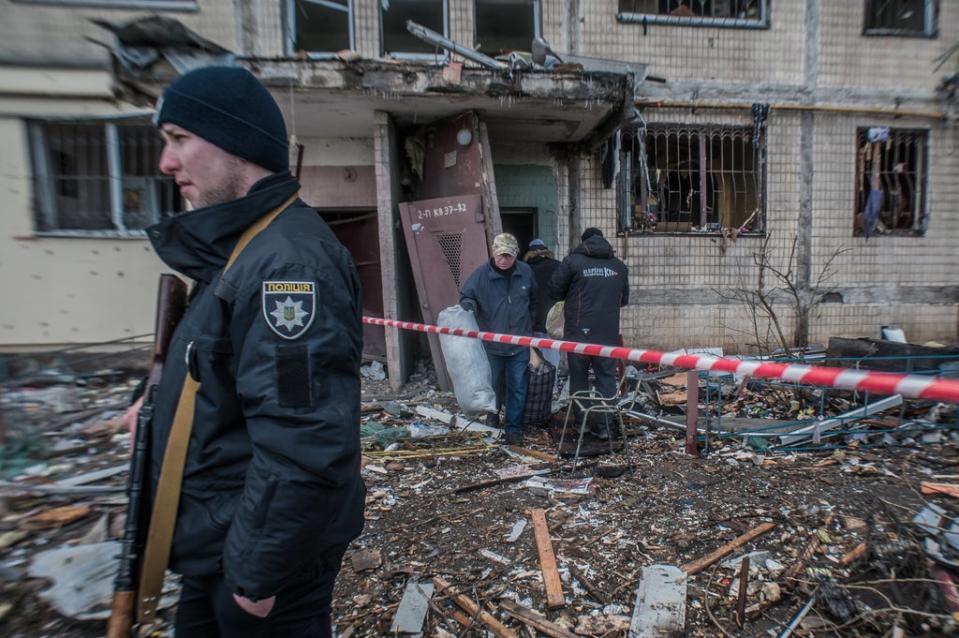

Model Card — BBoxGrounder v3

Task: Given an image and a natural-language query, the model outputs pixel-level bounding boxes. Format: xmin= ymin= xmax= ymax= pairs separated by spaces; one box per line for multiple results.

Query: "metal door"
xmin=398 ymin=194 xmax=489 ymax=387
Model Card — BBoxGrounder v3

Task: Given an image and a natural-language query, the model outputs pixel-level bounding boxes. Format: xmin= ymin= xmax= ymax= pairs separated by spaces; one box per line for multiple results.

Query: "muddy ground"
xmin=1 ymin=363 xmax=957 ymax=637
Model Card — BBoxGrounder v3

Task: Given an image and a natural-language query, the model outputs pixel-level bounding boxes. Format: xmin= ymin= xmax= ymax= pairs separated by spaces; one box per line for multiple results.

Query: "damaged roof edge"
xmin=245 ymin=59 xmax=630 ymax=105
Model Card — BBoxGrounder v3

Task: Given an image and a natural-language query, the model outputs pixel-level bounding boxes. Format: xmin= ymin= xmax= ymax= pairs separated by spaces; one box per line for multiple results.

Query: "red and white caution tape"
xmin=363 ymin=316 xmax=959 ymax=404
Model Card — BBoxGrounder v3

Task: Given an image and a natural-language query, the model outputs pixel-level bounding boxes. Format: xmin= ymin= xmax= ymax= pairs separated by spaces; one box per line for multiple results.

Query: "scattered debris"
xmin=432 ymin=575 xmax=517 ymax=638
xmin=3 ymin=358 xmax=959 ymax=636
xmin=28 ymin=542 xmax=119 ymax=620
xmin=350 ymin=549 xmax=383 ymax=572
xmin=629 ymin=564 xmax=687 ymax=637
xmin=23 ymin=504 xmax=91 ymax=530
xmin=681 ymin=522 xmax=776 ymax=575
xmin=499 ymin=599 xmax=577 ymax=638
xmin=390 ymin=580 xmax=433 ymax=635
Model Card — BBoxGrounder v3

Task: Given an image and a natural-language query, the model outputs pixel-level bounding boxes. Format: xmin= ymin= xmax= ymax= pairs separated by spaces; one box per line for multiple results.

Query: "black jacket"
xmin=145 ymin=172 xmax=365 ymax=600
xmin=459 ymin=259 xmax=536 ymax=357
xmin=548 ymin=235 xmax=629 ymax=346
xmin=525 ymin=251 xmax=561 ymax=333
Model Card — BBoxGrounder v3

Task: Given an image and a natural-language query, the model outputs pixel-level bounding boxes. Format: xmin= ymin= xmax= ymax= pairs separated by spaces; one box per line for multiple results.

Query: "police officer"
xmin=123 ymin=66 xmax=364 ymax=636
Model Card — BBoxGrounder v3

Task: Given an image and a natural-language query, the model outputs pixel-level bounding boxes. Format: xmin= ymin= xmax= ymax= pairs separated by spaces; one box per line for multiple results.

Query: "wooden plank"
xmin=783 ymin=536 xmax=820 ymax=586
xmin=448 ymin=471 xmax=551 ymax=496
xmin=499 ymin=600 xmax=578 ymax=638
xmin=55 ymin=464 xmax=127 ymax=487
xmin=432 ymin=576 xmax=518 ymax=638
xmin=735 ymin=556 xmax=750 ymax=627
xmin=921 ymin=482 xmax=959 ymax=498
xmin=681 ymin=522 xmax=776 ymax=575
xmin=509 ymin=447 xmax=558 ymax=463
xmin=839 ymin=542 xmax=867 ymax=567
xmin=530 ymin=508 xmax=566 ymax=609
xmin=568 ymin=563 xmax=608 ymax=605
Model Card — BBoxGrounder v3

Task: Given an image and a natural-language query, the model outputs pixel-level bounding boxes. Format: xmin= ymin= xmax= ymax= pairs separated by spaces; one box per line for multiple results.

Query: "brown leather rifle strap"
xmin=136 ymin=192 xmax=299 ymax=626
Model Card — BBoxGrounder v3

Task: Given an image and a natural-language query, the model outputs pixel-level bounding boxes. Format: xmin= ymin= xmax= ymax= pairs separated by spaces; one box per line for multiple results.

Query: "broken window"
xmin=617 ymin=0 xmax=768 ymax=28
xmin=855 ymin=128 xmax=928 ymax=237
xmin=621 ymin=125 xmax=766 ymax=234
xmin=381 ymin=0 xmax=447 ymax=57
xmin=28 ymin=119 xmax=182 ymax=235
xmin=474 ymin=0 xmax=539 ymax=55
xmin=864 ymin=0 xmax=938 ymax=37
xmin=289 ymin=0 xmax=353 ymax=55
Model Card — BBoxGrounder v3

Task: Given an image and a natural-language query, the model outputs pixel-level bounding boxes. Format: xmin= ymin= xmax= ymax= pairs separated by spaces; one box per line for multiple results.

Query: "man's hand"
xmin=121 ymin=396 xmax=144 ymax=437
xmin=233 ymin=593 xmax=275 ymax=618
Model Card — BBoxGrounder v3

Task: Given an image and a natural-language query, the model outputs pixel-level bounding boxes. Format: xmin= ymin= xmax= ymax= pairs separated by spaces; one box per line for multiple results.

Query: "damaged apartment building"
xmin=1 ymin=0 xmax=957 ymax=389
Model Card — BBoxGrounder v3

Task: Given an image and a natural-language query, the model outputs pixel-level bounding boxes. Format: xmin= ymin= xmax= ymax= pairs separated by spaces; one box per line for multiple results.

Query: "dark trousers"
xmin=488 ymin=349 xmax=530 ymax=433
xmin=568 ymin=353 xmax=618 ymax=428
xmin=174 ymin=545 xmax=346 ymax=638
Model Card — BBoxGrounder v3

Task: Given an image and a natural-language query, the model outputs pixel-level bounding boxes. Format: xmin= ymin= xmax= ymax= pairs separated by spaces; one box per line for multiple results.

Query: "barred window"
xmin=864 ymin=0 xmax=938 ymax=37
xmin=289 ymin=0 xmax=353 ymax=56
xmin=854 ymin=128 xmax=928 ymax=237
xmin=28 ymin=119 xmax=183 ymax=236
xmin=617 ymin=0 xmax=769 ymax=28
xmin=621 ymin=125 xmax=766 ymax=235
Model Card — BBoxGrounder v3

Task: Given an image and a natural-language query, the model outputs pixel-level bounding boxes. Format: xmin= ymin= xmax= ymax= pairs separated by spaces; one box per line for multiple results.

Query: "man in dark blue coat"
xmin=523 ymin=238 xmax=561 ymax=368
xmin=549 ymin=228 xmax=629 ymax=437
xmin=459 ymin=233 xmax=536 ymax=445
xmin=123 ymin=66 xmax=364 ymax=636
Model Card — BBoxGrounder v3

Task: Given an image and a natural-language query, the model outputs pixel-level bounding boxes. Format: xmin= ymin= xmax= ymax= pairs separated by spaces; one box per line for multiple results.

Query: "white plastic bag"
xmin=438 ymin=305 xmax=497 ymax=415
xmin=546 ymin=301 xmax=565 ymax=339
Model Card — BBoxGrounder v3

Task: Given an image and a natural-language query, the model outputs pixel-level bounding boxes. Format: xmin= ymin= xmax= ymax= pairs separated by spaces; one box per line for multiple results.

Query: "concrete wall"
xmin=578 ymin=105 xmax=959 ymax=353
xmin=0 ymin=0 xmax=237 ymax=66
xmin=818 ymin=2 xmax=958 ymax=93
xmin=0 ymin=112 xmax=166 ymax=348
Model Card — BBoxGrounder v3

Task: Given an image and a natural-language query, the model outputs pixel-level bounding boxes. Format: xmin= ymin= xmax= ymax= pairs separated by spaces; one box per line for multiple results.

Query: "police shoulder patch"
xmin=262 ymin=280 xmax=316 ymax=340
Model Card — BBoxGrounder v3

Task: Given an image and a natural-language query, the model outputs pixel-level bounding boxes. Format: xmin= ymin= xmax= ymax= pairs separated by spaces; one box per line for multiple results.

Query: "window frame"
xmin=616 ymin=0 xmax=770 ymax=30
xmin=12 ymin=0 xmax=197 ymax=10
xmin=379 ymin=0 xmax=451 ymax=61
xmin=620 ymin=122 xmax=769 ymax=237
xmin=27 ymin=113 xmax=181 ymax=239
xmin=862 ymin=0 xmax=938 ymax=38
xmin=472 ymin=0 xmax=542 ymax=56
xmin=853 ymin=126 xmax=930 ymax=238
xmin=285 ymin=0 xmax=356 ymax=59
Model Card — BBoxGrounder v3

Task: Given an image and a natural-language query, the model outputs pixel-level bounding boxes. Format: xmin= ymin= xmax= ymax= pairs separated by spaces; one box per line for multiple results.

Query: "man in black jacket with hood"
xmin=549 ymin=228 xmax=629 ymax=435
xmin=122 ymin=66 xmax=364 ymax=637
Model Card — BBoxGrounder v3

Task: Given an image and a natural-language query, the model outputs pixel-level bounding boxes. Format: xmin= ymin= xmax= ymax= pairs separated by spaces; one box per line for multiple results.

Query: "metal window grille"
xmin=626 ymin=125 xmax=765 ymax=234
xmin=288 ymin=0 xmax=354 ymax=56
xmin=29 ymin=120 xmax=182 ymax=235
xmin=854 ymin=128 xmax=928 ymax=237
xmin=437 ymin=231 xmax=464 ymax=288
xmin=864 ymin=0 xmax=937 ymax=37
xmin=617 ymin=0 xmax=768 ymax=28
xmin=474 ymin=0 xmax=540 ymax=56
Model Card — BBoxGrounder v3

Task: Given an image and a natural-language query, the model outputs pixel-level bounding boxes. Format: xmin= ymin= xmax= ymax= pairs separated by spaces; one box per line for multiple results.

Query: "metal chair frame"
xmin=558 ymin=374 xmax=638 ymax=469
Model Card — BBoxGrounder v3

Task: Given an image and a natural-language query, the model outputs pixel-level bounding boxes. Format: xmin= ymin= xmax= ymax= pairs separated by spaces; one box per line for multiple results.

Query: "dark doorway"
xmin=319 ymin=209 xmax=386 ymax=361
xmin=500 ymin=207 xmax=537 ymax=257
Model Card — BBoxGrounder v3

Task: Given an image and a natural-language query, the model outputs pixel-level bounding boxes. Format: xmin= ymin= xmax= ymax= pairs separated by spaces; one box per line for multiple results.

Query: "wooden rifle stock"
xmin=107 ymin=274 xmax=187 ymax=638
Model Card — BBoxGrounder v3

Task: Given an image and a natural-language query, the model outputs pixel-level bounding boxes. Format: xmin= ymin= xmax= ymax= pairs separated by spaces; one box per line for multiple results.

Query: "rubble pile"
xmin=0 ymin=359 xmax=958 ymax=637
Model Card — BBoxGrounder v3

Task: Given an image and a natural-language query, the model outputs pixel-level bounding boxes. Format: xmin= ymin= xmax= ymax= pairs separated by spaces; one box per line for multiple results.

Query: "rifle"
xmin=107 ymin=274 xmax=187 ymax=638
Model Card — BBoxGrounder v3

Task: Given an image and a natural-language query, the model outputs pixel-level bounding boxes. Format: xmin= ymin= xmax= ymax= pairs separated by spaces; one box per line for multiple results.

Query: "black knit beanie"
xmin=155 ymin=66 xmax=289 ymax=173
xmin=581 ymin=227 xmax=604 ymax=241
